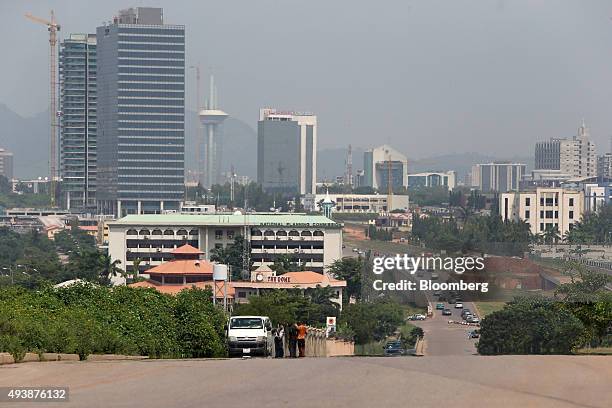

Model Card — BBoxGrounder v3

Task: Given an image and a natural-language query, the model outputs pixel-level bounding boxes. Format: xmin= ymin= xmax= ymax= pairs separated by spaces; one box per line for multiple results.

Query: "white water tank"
xmin=213 ymin=264 xmax=228 ymax=281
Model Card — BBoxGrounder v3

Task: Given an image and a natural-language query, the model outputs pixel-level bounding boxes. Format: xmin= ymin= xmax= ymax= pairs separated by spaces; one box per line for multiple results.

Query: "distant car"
xmin=433 ymin=291 xmax=442 ymax=297
xmin=468 ymin=330 xmax=480 ymax=339
xmin=442 ymin=309 xmax=452 ymax=316
xmin=448 ymin=298 xmax=456 ymax=304
xmin=461 ymin=309 xmax=471 ymax=318
xmin=399 ymin=237 xmax=406 ymax=242
xmin=455 ymin=303 xmax=464 ymax=309
xmin=358 ymin=250 xmax=364 ymax=255
xmin=352 ymin=248 xmax=359 ymax=252
xmin=470 ymin=317 xmax=480 ymax=324
xmin=384 ymin=341 xmax=404 ymax=356
xmin=408 ymin=314 xmax=426 ymax=321
xmin=435 ymin=303 xmax=445 ymax=310
xmin=431 ymin=273 xmax=439 ymax=280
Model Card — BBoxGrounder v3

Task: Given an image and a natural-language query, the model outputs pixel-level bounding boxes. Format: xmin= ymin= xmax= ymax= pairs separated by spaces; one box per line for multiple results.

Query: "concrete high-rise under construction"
xmin=199 ymin=76 xmax=228 ymax=188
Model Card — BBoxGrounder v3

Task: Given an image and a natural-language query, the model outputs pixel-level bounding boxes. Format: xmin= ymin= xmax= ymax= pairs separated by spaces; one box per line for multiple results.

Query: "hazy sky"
xmin=2 ymin=0 xmax=612 ymax=158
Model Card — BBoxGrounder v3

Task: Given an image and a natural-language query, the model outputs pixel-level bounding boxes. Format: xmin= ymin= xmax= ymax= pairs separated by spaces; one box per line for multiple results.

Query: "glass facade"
xmin=96 ymin=15 xmax=185 ymax=216
xmin=59 ymin=34 xmax=97 ymax=209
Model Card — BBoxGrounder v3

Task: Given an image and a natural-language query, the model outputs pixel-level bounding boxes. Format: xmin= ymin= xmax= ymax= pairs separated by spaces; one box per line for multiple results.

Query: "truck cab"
xmin=226 ymin=315 xmax=273 ymax=357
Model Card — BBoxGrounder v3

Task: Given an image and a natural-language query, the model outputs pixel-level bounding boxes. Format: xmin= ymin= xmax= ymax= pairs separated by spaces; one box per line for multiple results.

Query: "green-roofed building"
xmin=108 ymin=212 xmax=343 ymax=276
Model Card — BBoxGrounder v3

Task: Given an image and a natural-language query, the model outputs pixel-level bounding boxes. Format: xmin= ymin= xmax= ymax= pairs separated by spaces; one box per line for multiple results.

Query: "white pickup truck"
xmin=226 ymin=315 xmax=273 ymax=357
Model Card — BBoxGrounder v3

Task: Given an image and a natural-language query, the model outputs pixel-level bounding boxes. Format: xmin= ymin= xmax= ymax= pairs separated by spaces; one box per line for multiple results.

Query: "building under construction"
xmin=59 ymin=33 xmax=97 ymax=210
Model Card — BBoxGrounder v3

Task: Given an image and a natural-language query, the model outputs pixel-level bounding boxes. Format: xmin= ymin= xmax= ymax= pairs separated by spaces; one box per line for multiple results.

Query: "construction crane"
xmin=25 ymin=11 xmax=61 ymax=207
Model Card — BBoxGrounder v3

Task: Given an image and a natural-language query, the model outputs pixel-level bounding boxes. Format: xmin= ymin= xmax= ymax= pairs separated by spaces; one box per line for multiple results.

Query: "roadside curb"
xmin=0 ymin=352 xmax=148 ymax=365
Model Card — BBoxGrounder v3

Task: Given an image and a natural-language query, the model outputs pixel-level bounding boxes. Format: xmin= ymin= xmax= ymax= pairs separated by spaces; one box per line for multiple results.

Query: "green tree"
xmin=477 ymin=296 xmax=585 ymax=355
xmin=328 ymin=257 xmax=364 ymax=301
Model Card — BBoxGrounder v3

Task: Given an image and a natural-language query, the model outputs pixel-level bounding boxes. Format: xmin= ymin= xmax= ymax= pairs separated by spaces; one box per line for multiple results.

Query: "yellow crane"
xmin=25 ymin=11 xmax=61 ymax=207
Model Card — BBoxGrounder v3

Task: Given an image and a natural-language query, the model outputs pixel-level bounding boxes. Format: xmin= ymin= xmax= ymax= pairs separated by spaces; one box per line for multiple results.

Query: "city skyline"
xmin=2 ymin=0 xmax=612 ymax=159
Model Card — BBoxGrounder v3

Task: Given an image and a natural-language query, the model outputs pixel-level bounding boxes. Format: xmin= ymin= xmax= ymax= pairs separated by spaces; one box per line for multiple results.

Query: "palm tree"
xmin=306 ymin=285 xmax=339 ymax=308
xmin=100 ymin=254 xmax=123 ymax=281
xmin=131 ymin=257 xmax=142 ymax=281
xmin=543 ymin=225 xmax=561 ymax=248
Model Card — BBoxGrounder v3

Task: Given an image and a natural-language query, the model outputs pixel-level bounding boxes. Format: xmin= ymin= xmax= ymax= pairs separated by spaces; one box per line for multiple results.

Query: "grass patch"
xmin=354 ymin=340 xmax=385 ymax=356
xmin=575 ymin=347 xmax=612 ymax=355
xmin=474 ymin=302 xmax=506 ymax=317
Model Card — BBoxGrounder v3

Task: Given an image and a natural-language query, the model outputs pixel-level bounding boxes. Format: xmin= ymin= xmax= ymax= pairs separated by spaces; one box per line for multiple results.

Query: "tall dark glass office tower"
xmin=59 ymin=33 xmax=97 ymax=209
xmin=96 ymin=7 xmax=185 ymax=216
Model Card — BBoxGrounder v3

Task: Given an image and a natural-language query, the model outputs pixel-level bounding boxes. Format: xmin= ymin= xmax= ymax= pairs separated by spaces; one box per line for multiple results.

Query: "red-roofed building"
xmin=129 ymin=249 xmax=346 ymax=309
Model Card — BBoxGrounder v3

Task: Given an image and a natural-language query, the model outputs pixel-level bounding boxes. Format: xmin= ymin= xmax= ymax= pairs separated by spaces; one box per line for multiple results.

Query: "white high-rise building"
xmin=598 ymin=153 xmax=612 ymax=178
xmin=535 ymin=121 xmax=597 ymax=180
xmin=363 ymin=145 xmax=408 ymax=191
xmin=257 ymin=109 xmax=317 ymax=195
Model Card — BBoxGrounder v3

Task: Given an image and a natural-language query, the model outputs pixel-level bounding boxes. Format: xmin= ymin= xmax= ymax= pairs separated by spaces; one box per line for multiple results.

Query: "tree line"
xmin=0 ymin=284 xmax=227 ymax=361
xmin=477 ymin=264 xmax=612 ymax=354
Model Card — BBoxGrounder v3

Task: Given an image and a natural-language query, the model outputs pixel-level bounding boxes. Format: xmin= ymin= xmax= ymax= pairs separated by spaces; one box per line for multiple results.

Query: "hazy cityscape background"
xmin=2 ymin=0 xmax=612 ymax=179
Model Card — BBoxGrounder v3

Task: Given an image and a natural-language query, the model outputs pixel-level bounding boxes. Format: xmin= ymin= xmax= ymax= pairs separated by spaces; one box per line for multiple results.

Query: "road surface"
xmin=0 ymin=356 xmax=609 ymax=408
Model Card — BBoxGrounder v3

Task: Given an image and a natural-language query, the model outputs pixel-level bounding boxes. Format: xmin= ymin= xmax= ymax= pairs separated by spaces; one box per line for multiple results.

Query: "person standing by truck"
xmin=287 ymin=322 xmax=298 ymax=358
xmin=297 ymin=322 xmax=308 ymax=357
xmin=274 ymin=325 xmax=285 ymax=358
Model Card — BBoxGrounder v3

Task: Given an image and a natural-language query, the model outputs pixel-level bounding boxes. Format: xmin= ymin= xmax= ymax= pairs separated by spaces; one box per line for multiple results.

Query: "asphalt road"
xmin=414 ymin=301 xmax=479 ymax=356
xmin=1 ymin=356 xmax=610 ymax=408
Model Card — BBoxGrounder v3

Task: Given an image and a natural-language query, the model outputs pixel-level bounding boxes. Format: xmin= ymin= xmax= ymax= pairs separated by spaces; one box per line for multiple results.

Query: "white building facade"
xmin=257 ymin=109 xmax=317 ymax=195
xmin=302 ymin=193 xmax=409 ymax=213
xmin=363 ymin=145 xmax=408 ymax=191
xmin=500 ymin=188 xmax=584 ymax=236
xmin=108 ymin=213 xmax=342 ymax=274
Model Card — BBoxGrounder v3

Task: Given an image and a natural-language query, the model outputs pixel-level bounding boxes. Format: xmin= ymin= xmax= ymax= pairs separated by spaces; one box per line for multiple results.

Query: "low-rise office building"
xmin=471 ymin=162 xmax=526 ymax=193
xmin=407 ymin=171 xmax=456 ymax=191
xmin=500 ymin=188 xmax=584 ymax=235
xmin=302 ymin=193 xmax=409 ymax=213
xmin=108 ymin=212 xmax=343 ymax=274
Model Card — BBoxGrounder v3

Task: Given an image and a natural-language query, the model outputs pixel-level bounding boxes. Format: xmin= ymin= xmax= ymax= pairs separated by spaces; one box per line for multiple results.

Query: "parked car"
xmin=431 ymin=273 xmax=439 ymax=280
xmin=384 ymin=341 xmax=405 ymax=356
xmin=435 ymin=303 xmax=445 ymax=310
xmin=470 ymin=317 xmax=480 ymax=324
xmin=468 ymin=330 xmax=480 ymax=339
xmin=352 ymin=248 xmax=358 ymax=252
xmin=442 ymin=309 xmax=452 ymax=316
xmin=455 ymin=303 xmax=464 ymax=309
xmin=408 ymin=314 xmax=426 ymax=321
xmin=448 ymin=298 xmax=456 ymax=304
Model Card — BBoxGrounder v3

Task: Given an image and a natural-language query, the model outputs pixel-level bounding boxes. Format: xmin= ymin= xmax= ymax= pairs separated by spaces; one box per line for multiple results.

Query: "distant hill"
xmin=0 ymin=104 xmax=49 ymax=178
xmin=1 ymin=104 xmax=533 ymax=182
xmin=317 ymin=148 xmax=532 ymax=181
